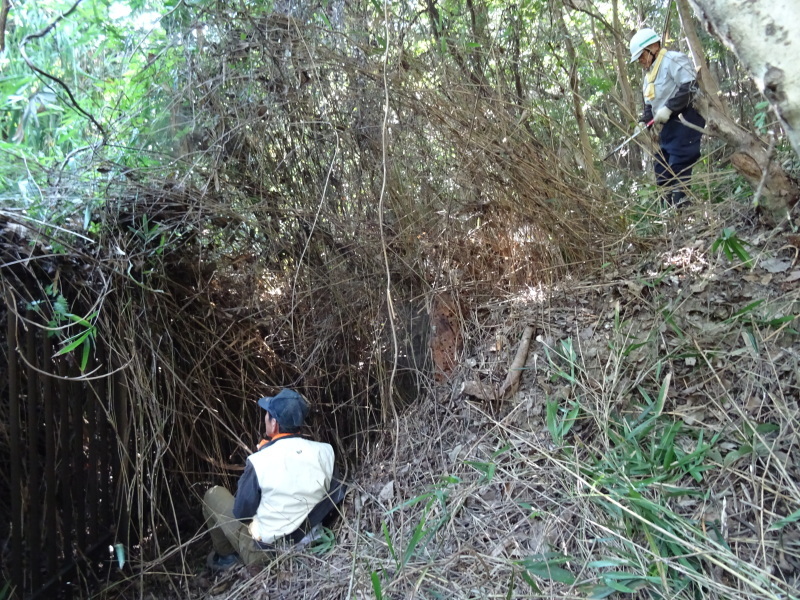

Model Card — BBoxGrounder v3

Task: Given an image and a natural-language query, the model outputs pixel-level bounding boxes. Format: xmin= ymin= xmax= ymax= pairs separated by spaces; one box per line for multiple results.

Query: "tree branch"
xmin=19 ymin=0 xmax=107 ymax=142
xmin=678 ymin=113 xmax=708 ymax=134
xmin=0 ymin=0 xmax=10 ymax=52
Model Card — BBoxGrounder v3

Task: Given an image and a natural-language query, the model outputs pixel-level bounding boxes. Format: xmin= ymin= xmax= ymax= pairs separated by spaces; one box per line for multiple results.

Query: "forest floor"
xmin=131 ymin=201 xmax=800 ymax=600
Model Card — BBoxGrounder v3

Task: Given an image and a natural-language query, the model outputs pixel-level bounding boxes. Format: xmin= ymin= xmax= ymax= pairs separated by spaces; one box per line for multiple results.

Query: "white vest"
xmin=247 ymin=436 xmax=334 ymax=543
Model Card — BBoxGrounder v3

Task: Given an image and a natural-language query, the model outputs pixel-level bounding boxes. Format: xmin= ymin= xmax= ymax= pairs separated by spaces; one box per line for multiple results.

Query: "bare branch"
xmin=19 ymin=0 xmax=107 ymax=142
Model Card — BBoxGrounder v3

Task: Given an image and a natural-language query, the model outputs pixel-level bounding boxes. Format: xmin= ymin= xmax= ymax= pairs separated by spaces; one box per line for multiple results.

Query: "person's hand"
xmin=654 ymin=106 xmax=672 ymax=124
xmin=634 ymin=121 xmax=649 ymax=135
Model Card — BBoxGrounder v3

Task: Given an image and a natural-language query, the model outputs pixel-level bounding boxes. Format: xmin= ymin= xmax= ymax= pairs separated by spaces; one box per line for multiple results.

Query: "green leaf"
xmin=622 ymin=339 xmax=649 ymax=357
xmin=586 ymin=559 xmax=628 ymax=568
xmin=53 ymin=294 xmax=69 ymax=316
xmin=761 ymin=315 xmax=796 ymax=327
xmin=438 ymin=475 xmax=461 ymax=485
xmin=491 ymin=443 xmax=512 ymax=458
xmin=524 ymin=563 xmax=575 ymax=584
xmin=388 ymin=492 xmax=432 ymax=513
xmin=401 ymin=514 xmax=428 ymax=568
xmin=371 ymin=571 xmax=383 ymax=600
xmin=64 ymin=311 xmax=98 ymax=328
xmin=768 ymin=509 xmax=800 ymax=531
xmin=605 ymin=579 xmax=636 ymax=593
xmin=79 ymin=336 xmax=91 ymax=371
xmin=381 ymin=521 xmax=397 ymax=565
xmin=546 ymin=398 xmax=559 ymax=441
xmin=520 ymin=554 xmax=576 ymax=584
xmin=586 ymin=585 xmax=616 ymax=599
xmin=723 ymin=444 xmax=753 ymax=466
xmin=725 ymin=299 xmax=765 ymax=323
xmin=55 ymin=329 xmax=92 ymax=357
xmin=755 ymin=422 xmax=780 ymax=434
xmin=464 ymin=460 xmax=497 ymax=483
xmin=519 ymin=570 xmax=541 ymax=593
xmin=318 ymin=11 xmax=332 ymax=28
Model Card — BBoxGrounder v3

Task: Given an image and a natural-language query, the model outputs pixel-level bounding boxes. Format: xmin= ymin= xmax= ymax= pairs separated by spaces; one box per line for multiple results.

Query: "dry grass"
xmin=94 ymin=201 xmax=798 ymax=600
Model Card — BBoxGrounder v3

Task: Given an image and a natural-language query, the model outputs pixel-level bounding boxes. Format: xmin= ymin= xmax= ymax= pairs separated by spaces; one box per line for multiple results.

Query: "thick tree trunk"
xmin=688 ymin=0 xmax=800 ymax=160
xmin=680 ymin=0 xmax=800 ymax=224
xmin=676 ymin=0 xmax=729 ymax=118
xmin=702 ymin=102 xmax=798 ymax=222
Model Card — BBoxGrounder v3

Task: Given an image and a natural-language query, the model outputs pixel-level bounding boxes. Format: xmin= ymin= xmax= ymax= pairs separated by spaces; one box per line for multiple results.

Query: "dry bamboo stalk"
xmin=498 ymin=325 xmax=534 ymax=397
xmin=461 ymin=325 xmax=535 ymax=401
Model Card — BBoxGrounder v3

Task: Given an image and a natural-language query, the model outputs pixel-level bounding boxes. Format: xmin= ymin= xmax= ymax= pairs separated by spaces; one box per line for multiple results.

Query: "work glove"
xmin=654 ymin=106 xmax=673 ymax=124
xmin=634 ymin=121 xmax=649 ymax=135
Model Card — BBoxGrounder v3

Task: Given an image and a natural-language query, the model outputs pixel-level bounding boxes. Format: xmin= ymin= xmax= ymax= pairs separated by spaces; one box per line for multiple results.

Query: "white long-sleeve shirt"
xmin=642 ymin=50 xmax=698 ymax=115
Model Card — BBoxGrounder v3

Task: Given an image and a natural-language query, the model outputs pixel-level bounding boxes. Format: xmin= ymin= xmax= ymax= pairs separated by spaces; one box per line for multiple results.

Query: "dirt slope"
xmin=144 ymin=206 xmax=800 ymax=600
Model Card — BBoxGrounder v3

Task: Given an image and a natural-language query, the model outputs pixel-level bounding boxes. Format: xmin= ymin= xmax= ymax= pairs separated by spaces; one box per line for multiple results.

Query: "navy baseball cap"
xmin=257 ymin=389 xmax=309 ymax=430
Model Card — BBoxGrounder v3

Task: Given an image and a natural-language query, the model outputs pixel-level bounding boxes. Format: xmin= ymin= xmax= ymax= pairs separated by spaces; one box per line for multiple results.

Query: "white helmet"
xmin=629 ymin=28 xmax=661 ymax=63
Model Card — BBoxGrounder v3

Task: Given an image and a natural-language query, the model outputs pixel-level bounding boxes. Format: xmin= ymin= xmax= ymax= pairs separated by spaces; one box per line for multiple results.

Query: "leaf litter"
xmin=174 ymin=211 xmax=799 ymax=599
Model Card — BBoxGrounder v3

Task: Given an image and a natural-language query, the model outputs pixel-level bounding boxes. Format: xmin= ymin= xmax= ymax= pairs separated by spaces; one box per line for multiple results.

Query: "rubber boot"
xmin=671 ymin=189 xmax=690 ymax=208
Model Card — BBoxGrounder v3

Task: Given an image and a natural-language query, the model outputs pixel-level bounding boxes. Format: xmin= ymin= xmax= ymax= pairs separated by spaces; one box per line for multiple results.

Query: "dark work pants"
xmin=654 ymin=105 xmax=704 ymax=205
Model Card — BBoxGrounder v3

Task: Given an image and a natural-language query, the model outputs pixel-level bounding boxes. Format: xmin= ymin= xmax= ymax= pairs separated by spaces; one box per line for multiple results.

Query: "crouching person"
xmin=203 ymin=388 xmax=341 ymax=570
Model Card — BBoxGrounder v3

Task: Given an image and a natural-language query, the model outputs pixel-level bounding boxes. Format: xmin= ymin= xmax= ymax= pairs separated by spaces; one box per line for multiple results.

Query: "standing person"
xmin=202 ymin=388 xmax=338 ymax=570
xmin=630 ymin=28 xmax=705 ymax=206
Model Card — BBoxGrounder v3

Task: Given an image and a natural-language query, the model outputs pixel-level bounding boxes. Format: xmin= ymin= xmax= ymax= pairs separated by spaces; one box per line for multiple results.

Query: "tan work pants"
xmin=202 ymin=485 xmax=271 ymax=566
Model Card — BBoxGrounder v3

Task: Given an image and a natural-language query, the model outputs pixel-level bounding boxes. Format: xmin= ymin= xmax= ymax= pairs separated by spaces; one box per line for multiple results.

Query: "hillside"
xmin=132 ymin=204 xmax=800 ymax=600
xmin=3 ymin=2 xmax=800 ymax=599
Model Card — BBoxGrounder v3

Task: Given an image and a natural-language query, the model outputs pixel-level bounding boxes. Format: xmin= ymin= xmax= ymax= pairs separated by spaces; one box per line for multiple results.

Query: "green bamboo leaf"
xmin=759 ymin=315 xmax=795 ymax=327
xmin=755 ymin=422 xmax=780 ymax=434
xmin=605 ymin=579 xmax=636 ymax=593
xmin=524 ymin=564 xmax=575 ymax=584
xmin=79 ymin=336 xmax=91 ymax=371
xmin=371 ymin=571 xmax=383 ymax=600
xmin=519 ymin=570 xmax=541 ymax=593
xmin=464 ymin=460 xmax=496 ymax=483
xmin=725 ymin=299 xmax=765 ymax=323
xmin=401 ymin=515 xmax=427 ymax=568
xmin=586 ymin=559 xmax=627 ymax=568
xmin=768 ymin=509 xmax=800 ymax=531
xmin=55 ymin=329 xmax=91 ymax=356
xmin=520 ymin=554 xmax=576 ymax=584
xmin=388 ymin=492 xmax=433 ymax=513
xmin=64 ymin=311 xmax=98 ymax=327
xmin=586 ymin=585 xmax=615 ymax=599
xmin=318 ymin=11 xmax=332 ymax=28
xmin=381 ymin=521 xmax=397 ymax=565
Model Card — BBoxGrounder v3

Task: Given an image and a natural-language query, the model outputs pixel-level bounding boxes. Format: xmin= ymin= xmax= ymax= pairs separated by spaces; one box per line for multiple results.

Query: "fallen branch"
xmin=461 ymin=325 xmax=535 ymax=401
xmin=678 ymin=113 xmax=709 ymax=135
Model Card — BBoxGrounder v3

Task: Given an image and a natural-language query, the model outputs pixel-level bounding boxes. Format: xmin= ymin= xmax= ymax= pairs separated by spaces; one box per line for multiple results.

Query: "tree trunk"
xmin=676 ymin=0 xmax=729 ymax=117
xmin=688 ymin=0 xmax=800 ymax=160
xmin=610 ymin=0 xmax=642 ymax=170
xmin=703 ymin=102 xmax=798 ymax=222
xmin=681 ymin=0 xmax=800 ymax=224
xmin=611 ymin=0 xmax=636 ymax=121
xmin=560 ymin=9 xmax=599 ymax=182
